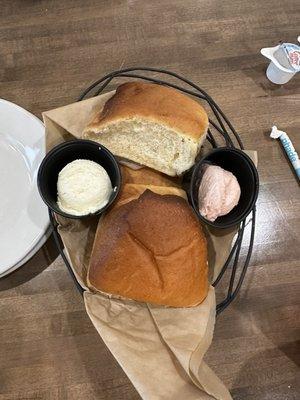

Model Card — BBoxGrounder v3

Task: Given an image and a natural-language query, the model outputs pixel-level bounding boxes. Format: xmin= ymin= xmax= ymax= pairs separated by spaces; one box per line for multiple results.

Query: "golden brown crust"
xmin=87 ymin=190 xmax=208 ymax=307
xmin=108 ymin=165 xmax=184 ymax=213
xmin=112 ymin=183 xmax=187 ymax=211
xmin=121 ymin=164 xmax=182 ymax=188
xmin=84 ymin=82 xmax=209 ymax=141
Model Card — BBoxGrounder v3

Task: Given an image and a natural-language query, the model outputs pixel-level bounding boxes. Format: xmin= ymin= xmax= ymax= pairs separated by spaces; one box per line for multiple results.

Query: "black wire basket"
xmin=49 ymin=67 xmax=257 ymax=315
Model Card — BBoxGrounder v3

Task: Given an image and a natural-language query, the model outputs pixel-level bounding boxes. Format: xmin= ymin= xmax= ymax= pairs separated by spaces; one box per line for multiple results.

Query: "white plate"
xmin=0 ymin=99 xmax=50 ymax=276
xmin=0 ymin=225 xmax=52 ymax=278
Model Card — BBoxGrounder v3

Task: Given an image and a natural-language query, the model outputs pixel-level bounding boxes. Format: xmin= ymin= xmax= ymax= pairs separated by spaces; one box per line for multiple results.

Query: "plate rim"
xmin=0 ymin=226 xmax=52 ymax=278
xmin=0 ymin=98 xmax=50 ymax=274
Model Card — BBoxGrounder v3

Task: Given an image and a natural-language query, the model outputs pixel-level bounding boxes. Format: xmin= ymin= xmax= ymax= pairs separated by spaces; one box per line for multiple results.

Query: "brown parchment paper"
xmin=43 ymin=93 xmax=257 ymax=400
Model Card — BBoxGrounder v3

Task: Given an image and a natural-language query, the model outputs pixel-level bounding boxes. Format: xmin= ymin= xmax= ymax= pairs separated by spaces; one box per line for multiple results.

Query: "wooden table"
xmin=0 ymin=1 xmax=299 ymax=399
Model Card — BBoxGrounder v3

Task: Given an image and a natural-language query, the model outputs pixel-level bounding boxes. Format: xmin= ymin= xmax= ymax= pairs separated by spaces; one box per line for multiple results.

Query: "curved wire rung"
xmin=48 ymin=209 xmax=84 ymax=295
xmin=51 ymin=67 xmax=255 ymax=314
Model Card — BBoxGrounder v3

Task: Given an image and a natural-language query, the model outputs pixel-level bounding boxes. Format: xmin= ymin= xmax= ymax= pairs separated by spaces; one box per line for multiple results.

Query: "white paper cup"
xmin=266 ymin=61 xmax=296 ymax=84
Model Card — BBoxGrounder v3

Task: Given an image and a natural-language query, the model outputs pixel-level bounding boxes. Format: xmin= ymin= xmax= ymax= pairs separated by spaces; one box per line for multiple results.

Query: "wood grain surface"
xmin=0 ymin=0 xmax=299 ymax=399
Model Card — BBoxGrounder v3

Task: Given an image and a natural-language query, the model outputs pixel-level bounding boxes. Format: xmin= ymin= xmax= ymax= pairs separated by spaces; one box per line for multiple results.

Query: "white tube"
xmin=270 ymin=126 xmax=300 ymax=181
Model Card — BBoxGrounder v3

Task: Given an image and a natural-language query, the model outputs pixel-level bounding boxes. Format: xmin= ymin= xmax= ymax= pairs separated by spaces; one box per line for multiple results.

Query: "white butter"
xmin=57 ymin=159 xmax=112 ymax=216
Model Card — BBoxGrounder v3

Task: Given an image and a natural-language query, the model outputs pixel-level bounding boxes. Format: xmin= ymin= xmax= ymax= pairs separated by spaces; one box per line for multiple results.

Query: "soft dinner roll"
xmin=83 ymin=82 xmax=208 ymax=176
xmin=87 ymin=189 xmax=208 ymax=307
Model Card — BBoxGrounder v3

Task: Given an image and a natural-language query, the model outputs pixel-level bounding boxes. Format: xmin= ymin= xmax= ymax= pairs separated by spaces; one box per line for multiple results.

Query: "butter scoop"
xmin=57 ymin=159 xmax=112 ymax=216
xmin=198 ymin=164 xmax=241 ymax=222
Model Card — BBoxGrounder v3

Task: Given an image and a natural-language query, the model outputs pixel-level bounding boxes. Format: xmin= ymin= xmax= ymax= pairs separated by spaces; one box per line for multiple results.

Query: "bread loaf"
xmin=83 ymin=82 xmax=208 ymax=176
xmin=121 ymin=164 xmax=182 ymax=188
xmin=87 ymin=189 xmax=208 ymax=307
xmin=112 ymin=183 xmax=187 ymax=210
